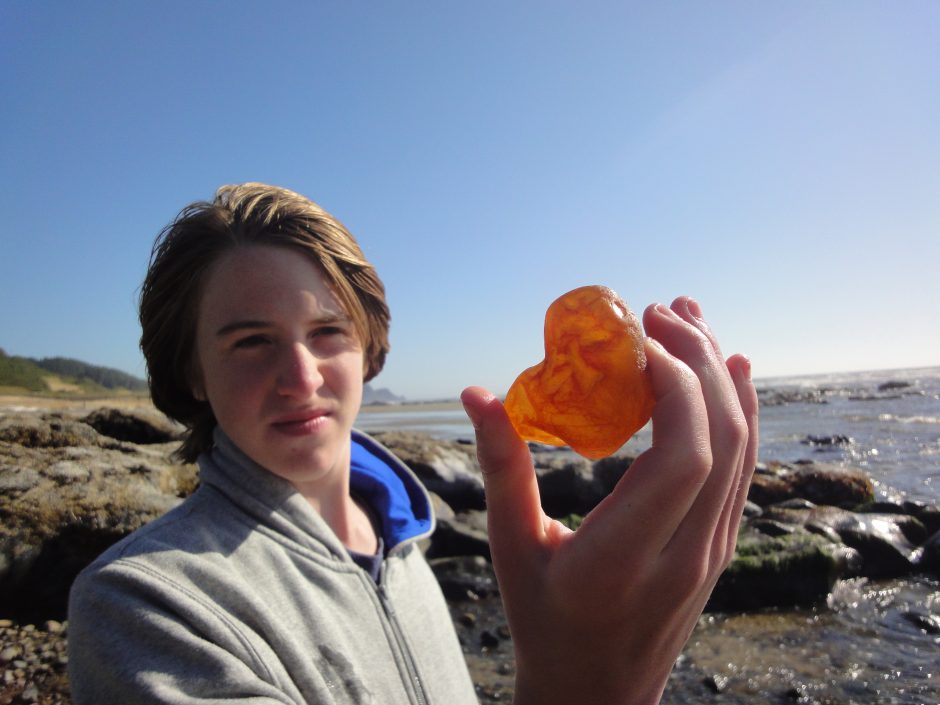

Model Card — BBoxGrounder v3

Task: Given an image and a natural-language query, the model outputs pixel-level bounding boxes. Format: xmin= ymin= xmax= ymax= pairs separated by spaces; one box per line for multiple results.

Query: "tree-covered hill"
xmin=0 ymin=349 xmax=48 ymax=392
xmin=34 ymin=356 xmax=147 ymax=391
xmin=0 ymin=348 xmax=147 ymax=393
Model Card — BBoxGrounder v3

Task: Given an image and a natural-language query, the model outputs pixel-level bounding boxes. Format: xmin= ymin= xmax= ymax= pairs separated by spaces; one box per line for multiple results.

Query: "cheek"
xmin=202 ymin=358 xmax=267 ymax=412
xmin=336 ymin=353 xmax=366 ymax=397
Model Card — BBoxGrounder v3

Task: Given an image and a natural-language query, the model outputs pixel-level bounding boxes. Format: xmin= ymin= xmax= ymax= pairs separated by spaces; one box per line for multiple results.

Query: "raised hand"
xmin=461 ymin=297 xmax=759 ymax=705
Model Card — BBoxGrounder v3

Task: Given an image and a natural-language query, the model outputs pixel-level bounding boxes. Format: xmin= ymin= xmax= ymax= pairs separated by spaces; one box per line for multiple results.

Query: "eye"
xmin=313 ymin=326 xmax=344 ymax=338
xmin=233 ymin=334 xmax=270 ymax=349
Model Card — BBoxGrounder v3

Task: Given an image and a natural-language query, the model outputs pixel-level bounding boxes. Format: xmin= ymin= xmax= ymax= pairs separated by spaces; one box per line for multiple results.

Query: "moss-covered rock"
xmin=0 ymin=410 xmax=196 ymax=623
xmin=707 ymin=530 xmax=861 ymax=611
xmin=748 ymin=461 xmax=875 ymax=510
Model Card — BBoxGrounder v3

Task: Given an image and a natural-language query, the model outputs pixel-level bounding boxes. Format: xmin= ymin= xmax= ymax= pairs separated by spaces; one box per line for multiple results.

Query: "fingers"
xmin=460 ymin=386 xmax=545 ymax=561
xmin=579 ymin=336 xmax=711 ymax=564
xmin=723 ymin=353 xmax=759 ymax=558
xmin=642 ymin=298 xmax=750 ymax=566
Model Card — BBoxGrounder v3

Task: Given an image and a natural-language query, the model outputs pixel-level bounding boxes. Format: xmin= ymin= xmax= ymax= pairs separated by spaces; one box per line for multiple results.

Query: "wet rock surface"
xmin=2 ymin=403 xmax=939 ymax=703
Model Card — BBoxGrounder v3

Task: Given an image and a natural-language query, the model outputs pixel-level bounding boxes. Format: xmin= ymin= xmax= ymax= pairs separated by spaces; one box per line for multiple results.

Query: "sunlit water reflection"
xmin=669 ymin=577 xmax=939 ymax=704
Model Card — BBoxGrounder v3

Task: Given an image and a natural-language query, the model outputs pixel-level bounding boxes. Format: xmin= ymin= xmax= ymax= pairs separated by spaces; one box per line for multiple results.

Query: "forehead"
xmin=197 ymin=245 xmax=346 ymax=322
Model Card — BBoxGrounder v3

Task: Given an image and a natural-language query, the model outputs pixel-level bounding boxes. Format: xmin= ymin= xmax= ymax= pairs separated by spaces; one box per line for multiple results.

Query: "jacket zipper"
xmin=377 ymin=561 xmax=429 ymax=705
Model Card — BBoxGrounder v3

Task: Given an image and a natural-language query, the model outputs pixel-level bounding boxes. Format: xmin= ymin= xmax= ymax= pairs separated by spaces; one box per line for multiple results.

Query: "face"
xmin=193 ymin=244 xmax=365 ymax=493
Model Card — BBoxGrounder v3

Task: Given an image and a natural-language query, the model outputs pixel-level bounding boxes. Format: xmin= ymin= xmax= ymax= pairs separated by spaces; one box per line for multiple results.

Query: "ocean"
xmin=358 ymin=366 xmax=940 ymax=505
xmin=358 ymin=366 xmax=940 ymax=703
xmin=754 ymin=366 xmax=940 ymax=506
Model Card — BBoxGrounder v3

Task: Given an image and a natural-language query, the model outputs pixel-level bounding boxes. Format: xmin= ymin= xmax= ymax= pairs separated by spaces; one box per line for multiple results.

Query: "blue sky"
xmin=2 ymin=1 xmax=938 ymax=400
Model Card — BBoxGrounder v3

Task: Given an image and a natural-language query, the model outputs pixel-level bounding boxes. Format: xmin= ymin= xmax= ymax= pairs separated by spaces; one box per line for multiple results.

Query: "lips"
xmin=270 ymin=409 xmax=330 ymax=436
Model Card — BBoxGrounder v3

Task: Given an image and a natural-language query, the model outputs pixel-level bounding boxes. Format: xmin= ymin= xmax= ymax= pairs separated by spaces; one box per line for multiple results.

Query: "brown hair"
xmin=139 ymin=183 xmax=390 ymax=462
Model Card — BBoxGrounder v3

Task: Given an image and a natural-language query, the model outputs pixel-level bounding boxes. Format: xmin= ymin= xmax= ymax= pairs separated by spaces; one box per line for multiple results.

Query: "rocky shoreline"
xmin=1 ymin=404 xmax=939 ymax=704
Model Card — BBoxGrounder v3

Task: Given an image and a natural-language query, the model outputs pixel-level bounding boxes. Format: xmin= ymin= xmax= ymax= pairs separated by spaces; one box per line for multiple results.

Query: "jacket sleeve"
xmin=67 ymin=558 xmax=299 ymax=705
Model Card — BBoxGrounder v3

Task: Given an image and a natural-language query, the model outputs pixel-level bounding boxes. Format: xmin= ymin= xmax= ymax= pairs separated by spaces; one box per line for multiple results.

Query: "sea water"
xmin=358 ymin=366 xmax=940 ymax=504
xmin=755 ymin=366 xmax=940 ymax=505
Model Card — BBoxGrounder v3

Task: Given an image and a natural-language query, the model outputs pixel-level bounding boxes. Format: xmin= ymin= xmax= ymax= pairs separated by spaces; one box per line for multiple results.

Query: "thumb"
xmin=460 ymin=386 xmax=544 ymax=549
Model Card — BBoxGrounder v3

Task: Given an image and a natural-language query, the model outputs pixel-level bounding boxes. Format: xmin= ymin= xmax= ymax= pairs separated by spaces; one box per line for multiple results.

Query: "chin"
xmin=268 ymin=445 xmax=346 ymax=484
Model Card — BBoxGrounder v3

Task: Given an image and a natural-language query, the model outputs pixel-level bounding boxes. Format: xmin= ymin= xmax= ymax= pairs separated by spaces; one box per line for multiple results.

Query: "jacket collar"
xmin=198 ymin=427 xmax=434 ymax=555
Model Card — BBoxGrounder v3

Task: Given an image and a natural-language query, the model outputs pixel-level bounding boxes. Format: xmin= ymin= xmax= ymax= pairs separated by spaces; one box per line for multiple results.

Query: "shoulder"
xmin=67 ymin=484 xmax=270 ymax=660
xmin=70 ymin=482 xmax=258 ymax=610
xmin=82 ymin=486 xmax=216 ymax=566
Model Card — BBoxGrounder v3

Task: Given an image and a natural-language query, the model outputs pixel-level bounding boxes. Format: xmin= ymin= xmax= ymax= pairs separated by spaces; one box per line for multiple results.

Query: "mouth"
xmin=270 ymin=409 xmax=330 ymax=436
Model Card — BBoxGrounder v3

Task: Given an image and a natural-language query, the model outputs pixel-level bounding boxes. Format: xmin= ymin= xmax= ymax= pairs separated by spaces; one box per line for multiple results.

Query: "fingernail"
xmin=740 ymin=355 xmax=752 ymax=381
xmin=460 ymin=388 xmax=491 ymax=430
xmin=687 ymin=298 xmax=704 ymax=319
xmin=654 ymin=303 xmax=673 ymax=317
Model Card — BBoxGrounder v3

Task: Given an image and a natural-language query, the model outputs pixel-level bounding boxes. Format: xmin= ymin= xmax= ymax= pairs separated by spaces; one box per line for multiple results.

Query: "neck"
xmin=299 ymin=480 xmax=379 ymax=555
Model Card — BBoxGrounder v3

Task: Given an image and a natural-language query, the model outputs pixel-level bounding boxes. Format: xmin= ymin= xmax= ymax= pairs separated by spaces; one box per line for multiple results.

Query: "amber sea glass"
xmin=504 ymin=286 xmax=654 ymax=459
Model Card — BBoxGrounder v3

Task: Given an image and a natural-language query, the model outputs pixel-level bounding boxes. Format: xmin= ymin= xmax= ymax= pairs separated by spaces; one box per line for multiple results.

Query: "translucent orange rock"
xmin=504 ymin=285 xmax=654 ymax=459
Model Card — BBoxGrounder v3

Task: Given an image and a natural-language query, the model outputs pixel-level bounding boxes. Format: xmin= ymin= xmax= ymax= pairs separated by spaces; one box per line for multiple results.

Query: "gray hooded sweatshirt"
xmin=67 ymin=428 xmax=478 ymax=705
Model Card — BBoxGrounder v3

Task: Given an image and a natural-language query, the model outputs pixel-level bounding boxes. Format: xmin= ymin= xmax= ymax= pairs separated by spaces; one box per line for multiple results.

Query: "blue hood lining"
xmin=349 ymin=433 xmax=433 ymax=549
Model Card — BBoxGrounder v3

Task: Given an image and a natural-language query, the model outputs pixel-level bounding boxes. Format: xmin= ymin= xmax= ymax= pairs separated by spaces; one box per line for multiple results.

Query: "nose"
xmin=275 ymin=343 xmax=323 ymax=398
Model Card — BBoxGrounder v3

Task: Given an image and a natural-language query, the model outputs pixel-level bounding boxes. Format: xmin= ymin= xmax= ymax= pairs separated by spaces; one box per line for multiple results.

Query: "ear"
xmin=187 ymin=359 xmax=207 ymax=402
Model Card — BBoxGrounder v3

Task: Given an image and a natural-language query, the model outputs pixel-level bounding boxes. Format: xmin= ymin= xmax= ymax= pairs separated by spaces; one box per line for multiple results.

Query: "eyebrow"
xmin=214 ymin=320 xmax=268 ymax=338
xmin=214 ymin=313 xmax=350 ymax=338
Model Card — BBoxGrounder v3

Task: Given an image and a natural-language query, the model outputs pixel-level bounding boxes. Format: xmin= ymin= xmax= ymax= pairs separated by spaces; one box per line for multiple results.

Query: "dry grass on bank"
xmin=0 ymin=393 xmax=155 ymax=413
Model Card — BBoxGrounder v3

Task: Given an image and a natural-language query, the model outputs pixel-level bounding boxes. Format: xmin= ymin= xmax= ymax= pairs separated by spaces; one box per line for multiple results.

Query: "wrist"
xmin=511 ymin=664 xmax=668 ymax=705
